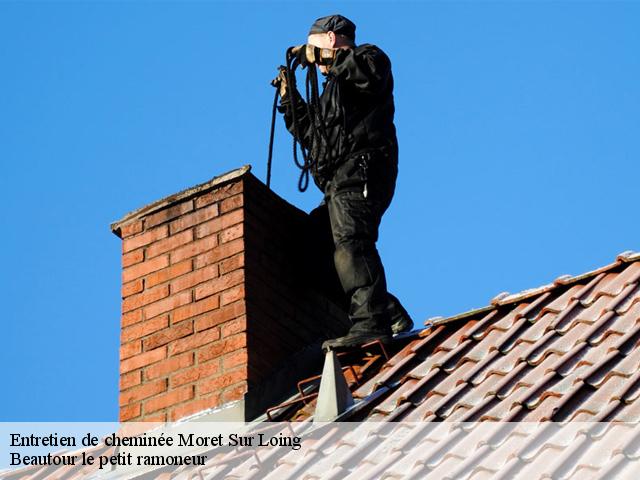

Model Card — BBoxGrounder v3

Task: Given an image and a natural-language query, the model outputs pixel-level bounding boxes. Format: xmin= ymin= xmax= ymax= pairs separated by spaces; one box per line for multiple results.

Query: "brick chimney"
xmin=111 ymin=166 xmax=349 ymax=422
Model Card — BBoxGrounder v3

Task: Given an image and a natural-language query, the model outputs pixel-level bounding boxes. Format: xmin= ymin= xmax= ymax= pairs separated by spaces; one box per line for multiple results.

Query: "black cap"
xmin=308 ymin=14 xmax=356 ymax=41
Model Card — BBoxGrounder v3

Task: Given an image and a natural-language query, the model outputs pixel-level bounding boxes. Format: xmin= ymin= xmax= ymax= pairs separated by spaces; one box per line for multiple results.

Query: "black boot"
xmin=322 ymin=317 xmax=391 ymax=352
xmin=387 ymin=293 xmax=414 ymax=334
xmin=322 ymin=331 xmax=391 ymax=352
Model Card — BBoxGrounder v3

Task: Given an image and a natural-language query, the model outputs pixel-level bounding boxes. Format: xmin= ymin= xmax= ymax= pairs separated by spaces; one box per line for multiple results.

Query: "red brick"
xmin=220 ymin=315 xmax=247 ymax=338
xmin=145 ymin=260 xmax=193 ymax=288
xmin=145 ymin=352 xmax=194 ymax=380
xmin=145 ymin=201 xmax=194 ymax=228
xmin=221 ymin=284 xmax=245 ymax=306
xmin=122 ymin=309 xmax=143 ymax=328
xmin=144 ymin=385 xmax=194 ymax=413
xmin=142 ymin=412 xmax=167 ymax=422
xmin=121 ymin=316 xmax=169 ymax=343
xmin=219 ymin=194 xmax=243 ymax=213
xmin=220 ymin=223 xmax=243 ymax=244
xmin=197 ymin=334 xmax=247 ymax=363
xmin=146 ymin=229 xmax=194 ymax=259
xmin=219 ymin=253 xmax=244 ymax=275
xmin=123 ymin=255 xmax=169 ymax=283
xmin=142 ymin=321 xmax=194 ymax=351
xmin=171 ymin=235 xmax=218 ymax=263
xmin=221 ymin=382 xmax=248 ymax=403
xmin=195 ymin=301 xmax=246 ymax=332
xmin=199 ymin=368 xmax=247 ymax=395
xmin=119 ymin=220 xmax=143 ymax=238
xmin=144 ymin=291 xmax=192 ymax=319
xmin=169 ymin=394 xmax=220 ymax=421
xmin=171 ymin=361 xmax=220 ymax=388
xmin=123 ymin=225 xmax=168 ymax=253
xmin=170 ymin=328 xmax=222 ymax=356
xmin=120 ymin=403 xmax=141 ymax=421
xmin=122 ymin=279 xmax=144 ymax=298
xmin=120 ymin=370 xmax=142 ymax=390
xmin=122 ymin=249 xmax=144 ymax=268
xmin=194 ymin=269 xmax=244 ymax=301
xmin=195 ymin=210 xmax=243 ymax=239
xmin=193 ymin=238 xmax=244 ymax=269
xmin=121 ymin=347 xmax=167 ymax=374
xmin=169 ymin=204 xmax=219 ymax=234
xmin=195 ymin=182 xmax=243 ymax=209
xmin=169 ymin=328 xmax=220 ymax=356
xmin=122 ymin=285 xmax=169 ymax=313
xmin=120 ymin=340 xmax=142 ymax=360
xmin=170 ymin=264 xmax=219 ymax=293
xmin=223 ymin=349 xmax=248 ymax=370
xmin=173 ymin=295 xmax=220 ymax=324
xmin=119 ymin=379 xmax=166 ymax=406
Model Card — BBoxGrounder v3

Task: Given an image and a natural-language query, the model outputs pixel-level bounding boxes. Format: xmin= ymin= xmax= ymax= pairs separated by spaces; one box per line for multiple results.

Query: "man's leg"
xmin=322 ymin=185 xmax=393 ymax=349
xmin=306 ymin=202 xmax=349 ymax=310
xmin=309 ymin=202 xmax=413 ymax=335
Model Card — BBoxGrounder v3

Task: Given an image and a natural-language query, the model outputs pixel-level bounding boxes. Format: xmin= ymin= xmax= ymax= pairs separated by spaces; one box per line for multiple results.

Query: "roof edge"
xmin=110 ymin=165 xmax=252 ymax=235
xmin=427 ymin=250 xmax=640 ymax=328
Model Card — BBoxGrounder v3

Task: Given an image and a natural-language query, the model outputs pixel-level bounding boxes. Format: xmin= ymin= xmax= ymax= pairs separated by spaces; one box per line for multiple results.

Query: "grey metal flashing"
xmin=174 ymin=399 xmax=246 ymax=423
xmin=314 ymin=351 xmax=355 ymax=422
xmin=110 ymin=165 xmax=252 ymax=235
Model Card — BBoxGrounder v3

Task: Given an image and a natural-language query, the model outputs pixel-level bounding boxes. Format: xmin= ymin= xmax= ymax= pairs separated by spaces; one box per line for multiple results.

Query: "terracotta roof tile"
xmin=14 ymin=253 xmax=640 ymax=480
xmin=516 ymin=313 xmax=554 ymax=344
xmin=402 ymin=348 xmax=448 ymax=379
xmin=615 ymin=285 xmax=640 ymax=314
xmin=541 ymin=284 xmax=586 ymax=314
xmin=372 ymin=378 xmax=420 ymax=414
xmin=464 ymin=349 xmax=502 ymax=385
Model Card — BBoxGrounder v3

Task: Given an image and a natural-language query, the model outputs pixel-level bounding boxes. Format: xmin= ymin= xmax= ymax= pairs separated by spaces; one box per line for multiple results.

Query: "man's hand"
xmin=271 ymin=66 xmax=289 ymax=98
xmin=292 ymin=44 xmax=337 ymax=67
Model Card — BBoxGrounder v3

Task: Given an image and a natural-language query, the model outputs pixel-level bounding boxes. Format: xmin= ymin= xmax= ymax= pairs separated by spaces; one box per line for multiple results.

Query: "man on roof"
xmin=276 ymin=14 xmax=413 ymax=350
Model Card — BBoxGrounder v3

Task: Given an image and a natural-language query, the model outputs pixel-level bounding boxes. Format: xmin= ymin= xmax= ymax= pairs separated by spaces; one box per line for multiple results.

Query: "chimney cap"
xmin=110 ymin=165 xmax=252 ymax=236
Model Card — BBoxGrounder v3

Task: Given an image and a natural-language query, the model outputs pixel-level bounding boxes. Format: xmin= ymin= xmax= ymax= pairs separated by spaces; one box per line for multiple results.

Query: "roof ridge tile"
xmin=435 ymin=254 xmax=637 ymax=328
xmin=617 ymin=251 xmax=640 ymax=262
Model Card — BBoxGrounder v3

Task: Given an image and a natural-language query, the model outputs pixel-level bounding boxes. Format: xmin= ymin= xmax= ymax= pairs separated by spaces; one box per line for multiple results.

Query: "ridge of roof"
xmin=428 ymin=250 xmax=640 ymax=328
xmin=110 ymin=165 xmax=252 ymax=234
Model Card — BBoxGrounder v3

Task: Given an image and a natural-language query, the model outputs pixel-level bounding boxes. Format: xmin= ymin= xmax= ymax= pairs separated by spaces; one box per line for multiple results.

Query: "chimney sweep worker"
xmin=276 ymin=14 xmax=414 ymax=351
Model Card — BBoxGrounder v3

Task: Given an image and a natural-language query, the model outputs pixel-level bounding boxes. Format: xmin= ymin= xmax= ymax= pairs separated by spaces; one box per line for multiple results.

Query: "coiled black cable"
xmin=267 ymin=48 xmax=332 ymax=192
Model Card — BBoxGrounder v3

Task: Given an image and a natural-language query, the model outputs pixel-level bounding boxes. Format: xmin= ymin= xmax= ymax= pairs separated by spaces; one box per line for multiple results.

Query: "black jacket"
xmin=279 ymin=43 xmax=398 ymax=192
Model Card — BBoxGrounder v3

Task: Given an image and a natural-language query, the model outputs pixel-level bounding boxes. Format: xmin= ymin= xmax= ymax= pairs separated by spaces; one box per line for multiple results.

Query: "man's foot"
xmin=387 ymin=293 xmax=414 ymax=334
xmin=391 ymin=315 xmax=414 ymax=335
xmin=322 ymin=330 xmax=391 ymax=352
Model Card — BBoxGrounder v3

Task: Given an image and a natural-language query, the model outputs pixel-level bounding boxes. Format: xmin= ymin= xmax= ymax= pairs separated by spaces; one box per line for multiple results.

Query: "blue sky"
xmin=1 ymin=1 xmax=638 ymax=421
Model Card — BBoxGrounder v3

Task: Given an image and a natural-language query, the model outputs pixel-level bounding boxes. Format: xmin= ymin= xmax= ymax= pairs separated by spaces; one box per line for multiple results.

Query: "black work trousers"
xmin=309 ymin=149 xmax=405 ymax=335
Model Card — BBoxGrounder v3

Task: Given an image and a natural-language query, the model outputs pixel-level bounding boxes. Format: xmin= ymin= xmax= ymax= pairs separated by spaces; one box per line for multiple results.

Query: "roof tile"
xmin=464 ymin=349 xmax=503 ymax=385
xmin=598 ymin=262 xmax=640 ymax=296
xmin=614 ymin=285 xmax=640 ymax=314
xmin=541 ymin=285 xmax=587 ymax=314
xmin=371 ymin=378 xmax=419 ymax=414
xmin=517 ymin=312 xmax=556 ymax=344
xmin=582 ymin=272 xmax=621 ymax=305
xmin=17 ymin=254 xmax=640 ymax=480
xmin=434 ymin=323 xmax=477 ymax=352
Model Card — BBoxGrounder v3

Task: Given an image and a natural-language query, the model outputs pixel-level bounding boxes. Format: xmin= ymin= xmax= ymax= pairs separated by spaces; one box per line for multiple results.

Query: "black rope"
xmin=266 ymin=87 xmax=278 ymax=189
xmin=267 ymin=48 xmax=331 ymax=192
